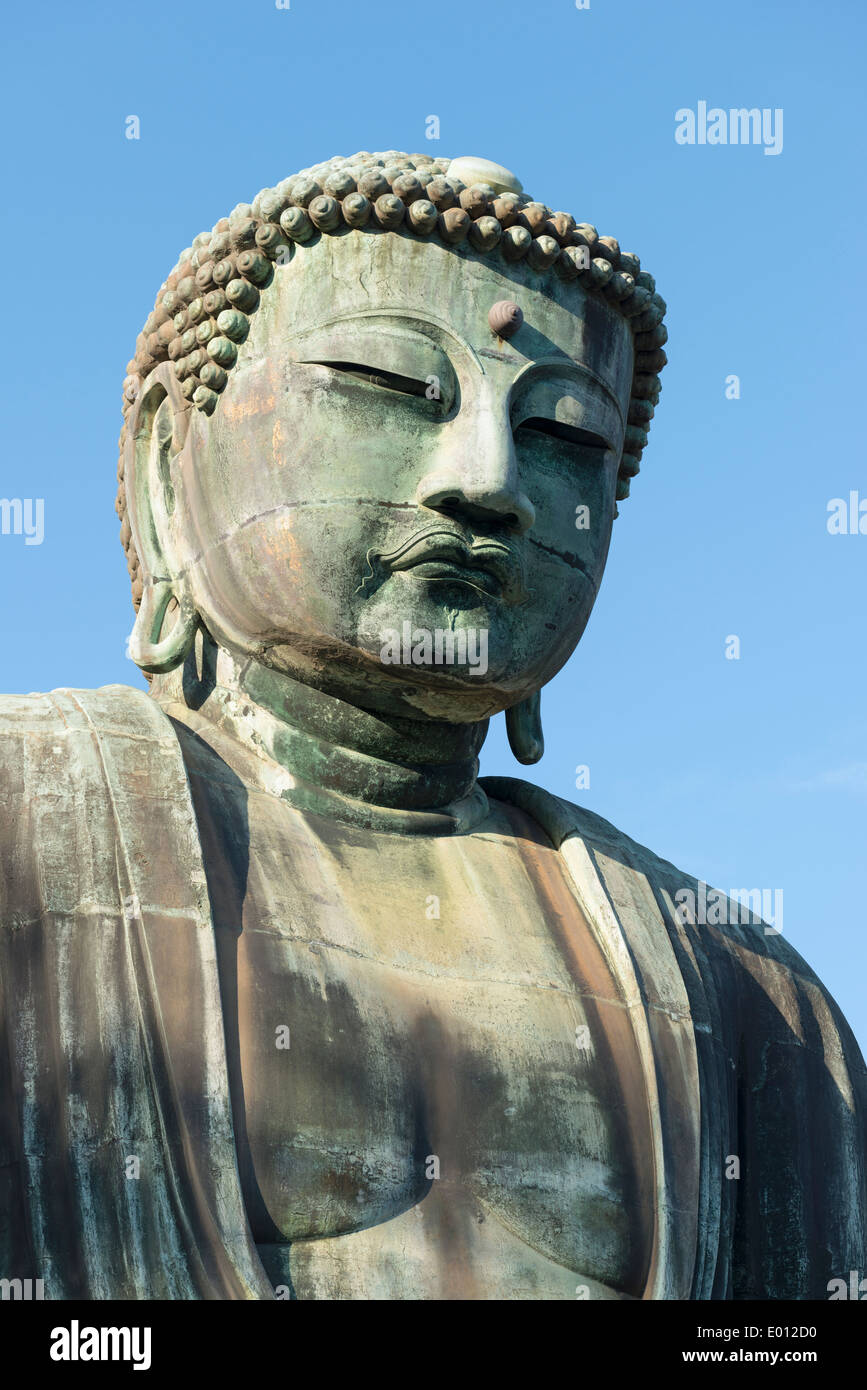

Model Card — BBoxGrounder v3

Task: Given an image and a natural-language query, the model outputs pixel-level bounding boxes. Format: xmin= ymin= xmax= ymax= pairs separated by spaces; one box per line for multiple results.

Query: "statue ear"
xmin=506 ymin=690 xmax=544 ymax=765
xmin=125 ymin=368 xmax=198 ymax=674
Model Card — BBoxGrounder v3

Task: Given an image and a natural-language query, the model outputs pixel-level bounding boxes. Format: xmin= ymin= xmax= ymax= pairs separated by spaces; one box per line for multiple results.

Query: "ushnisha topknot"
xmin=117 ymin=151 xmax=667 ymax=609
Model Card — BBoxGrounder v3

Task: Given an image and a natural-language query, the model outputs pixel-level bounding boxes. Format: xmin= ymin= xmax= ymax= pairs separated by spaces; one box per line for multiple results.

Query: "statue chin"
xmin=201 ymin=626 xmax=541 ymax=726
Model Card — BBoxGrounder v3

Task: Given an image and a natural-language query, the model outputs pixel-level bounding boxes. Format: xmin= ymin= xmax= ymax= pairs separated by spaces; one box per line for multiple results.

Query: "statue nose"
xmin=416 ymin=471 xmax=536 ymax=532
xmin=415 ymin=409 xmax=536 ymax=534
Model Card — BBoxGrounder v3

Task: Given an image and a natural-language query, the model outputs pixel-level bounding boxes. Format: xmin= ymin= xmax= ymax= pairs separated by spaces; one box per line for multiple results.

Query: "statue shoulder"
xmin=0 ymin=683 xmax=178 ymax=789
xmin=480 ymin=773 xmax=831 ymax=988
xmin=0 ymin=684 xmax=202 ymax=942
xmin=481 ymin=773 xmax=683 ymax=876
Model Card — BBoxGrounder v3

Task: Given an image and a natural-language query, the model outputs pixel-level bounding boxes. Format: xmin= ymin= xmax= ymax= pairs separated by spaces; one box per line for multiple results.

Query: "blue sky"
xmin=1 ymin=0 xmax=865 ymax=1049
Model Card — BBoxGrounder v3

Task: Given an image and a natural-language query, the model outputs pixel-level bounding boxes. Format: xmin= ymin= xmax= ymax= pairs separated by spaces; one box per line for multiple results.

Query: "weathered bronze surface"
xmin=1 ymin=152 xmax=864 ymax=1300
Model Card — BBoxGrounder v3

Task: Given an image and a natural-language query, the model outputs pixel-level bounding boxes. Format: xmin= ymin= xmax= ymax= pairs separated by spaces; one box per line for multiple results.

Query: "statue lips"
xmin=378 ymin=527 xmax=529 ymax=605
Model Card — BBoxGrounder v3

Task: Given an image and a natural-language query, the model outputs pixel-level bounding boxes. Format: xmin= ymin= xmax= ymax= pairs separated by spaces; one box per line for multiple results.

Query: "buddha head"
xmin=118 ymin=151 xmax=666 ymax=761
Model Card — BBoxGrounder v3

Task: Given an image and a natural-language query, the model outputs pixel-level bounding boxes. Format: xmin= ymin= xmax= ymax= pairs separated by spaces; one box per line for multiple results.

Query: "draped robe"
xmin=1 ymin=685 xmax=864 ymax=1299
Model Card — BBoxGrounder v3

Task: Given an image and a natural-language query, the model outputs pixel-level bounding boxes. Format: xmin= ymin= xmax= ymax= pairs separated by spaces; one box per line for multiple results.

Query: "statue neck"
xmin=150 ymin=640 xmax=491 ymax=834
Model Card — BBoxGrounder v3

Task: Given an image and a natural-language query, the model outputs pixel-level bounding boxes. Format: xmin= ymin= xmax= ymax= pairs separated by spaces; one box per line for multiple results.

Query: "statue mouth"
xmin=358 ymin=526 xmax=530 ymax=605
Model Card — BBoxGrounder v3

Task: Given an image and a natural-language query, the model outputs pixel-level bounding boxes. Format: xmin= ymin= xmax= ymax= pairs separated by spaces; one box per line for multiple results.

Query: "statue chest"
xmin=209 ymin=796 xmax=655 ymax=1298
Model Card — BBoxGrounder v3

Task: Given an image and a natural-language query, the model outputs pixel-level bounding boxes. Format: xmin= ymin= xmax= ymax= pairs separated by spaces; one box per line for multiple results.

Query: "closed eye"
xmin=307 ymin=360 xmax=435 ymax=400
xmin=517 ymin=417 xmax=610 ymax=450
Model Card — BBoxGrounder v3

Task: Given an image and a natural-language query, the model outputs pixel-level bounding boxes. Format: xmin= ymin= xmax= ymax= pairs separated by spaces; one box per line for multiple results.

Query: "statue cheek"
xmin=189 ymin=502 xmax=373 ymax=654
xmin=524 ymin=478 xmax=613 ymax=588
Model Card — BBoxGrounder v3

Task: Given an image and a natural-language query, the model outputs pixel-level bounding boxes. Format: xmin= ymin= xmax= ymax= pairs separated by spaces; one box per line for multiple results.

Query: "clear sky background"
xmin=1 ymin=0 xmax=865 ymax=1049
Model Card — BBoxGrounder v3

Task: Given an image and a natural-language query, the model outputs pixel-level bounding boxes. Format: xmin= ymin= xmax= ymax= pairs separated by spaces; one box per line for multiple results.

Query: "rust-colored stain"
xmin=222 ymin=390 xmax=277 ymax=424
xmin=272 ymin=417 xmax=288 ymax=468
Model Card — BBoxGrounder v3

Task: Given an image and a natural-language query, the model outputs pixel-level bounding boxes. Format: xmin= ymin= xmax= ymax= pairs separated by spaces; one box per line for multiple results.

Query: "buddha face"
xmin=161 ymin=230 xmax=634 ymax=722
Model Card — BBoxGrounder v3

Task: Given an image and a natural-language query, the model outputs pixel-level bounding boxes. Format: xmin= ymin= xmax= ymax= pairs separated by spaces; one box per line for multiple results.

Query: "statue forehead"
xmin=247 ymin=231 xmax=635 ymax=410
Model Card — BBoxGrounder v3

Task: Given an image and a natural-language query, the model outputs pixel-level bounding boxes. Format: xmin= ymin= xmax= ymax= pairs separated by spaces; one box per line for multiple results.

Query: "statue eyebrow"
xmin=292 ymin=312 xmax=453 ymax=341
xmin=291 ymin=318 xmax=456 ymax=363
xmin=510 ymin=358 xmax=626 ymax=425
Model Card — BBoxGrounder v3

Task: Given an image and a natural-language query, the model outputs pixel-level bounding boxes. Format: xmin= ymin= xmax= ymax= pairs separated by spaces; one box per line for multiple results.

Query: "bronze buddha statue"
xmin=1 ymin=150 xmax=863 ymax=1300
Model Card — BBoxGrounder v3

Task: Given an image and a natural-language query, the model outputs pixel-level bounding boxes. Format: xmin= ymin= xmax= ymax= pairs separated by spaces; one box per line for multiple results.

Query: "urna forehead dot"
xmin=488 ymin=300 xmax=524 ymax=339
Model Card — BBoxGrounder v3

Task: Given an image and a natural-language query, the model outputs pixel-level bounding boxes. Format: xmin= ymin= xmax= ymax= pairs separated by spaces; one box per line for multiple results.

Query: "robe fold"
xmin=1 ymin=685 xmax=864 ymax=1299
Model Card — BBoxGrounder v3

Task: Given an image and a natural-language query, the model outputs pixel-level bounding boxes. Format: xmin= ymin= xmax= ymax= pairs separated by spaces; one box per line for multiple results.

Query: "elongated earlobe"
xmin=128 ymin=579 xmax=198 ymax=674
xmin=506 ymin=690 xmax=544 ymax=764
